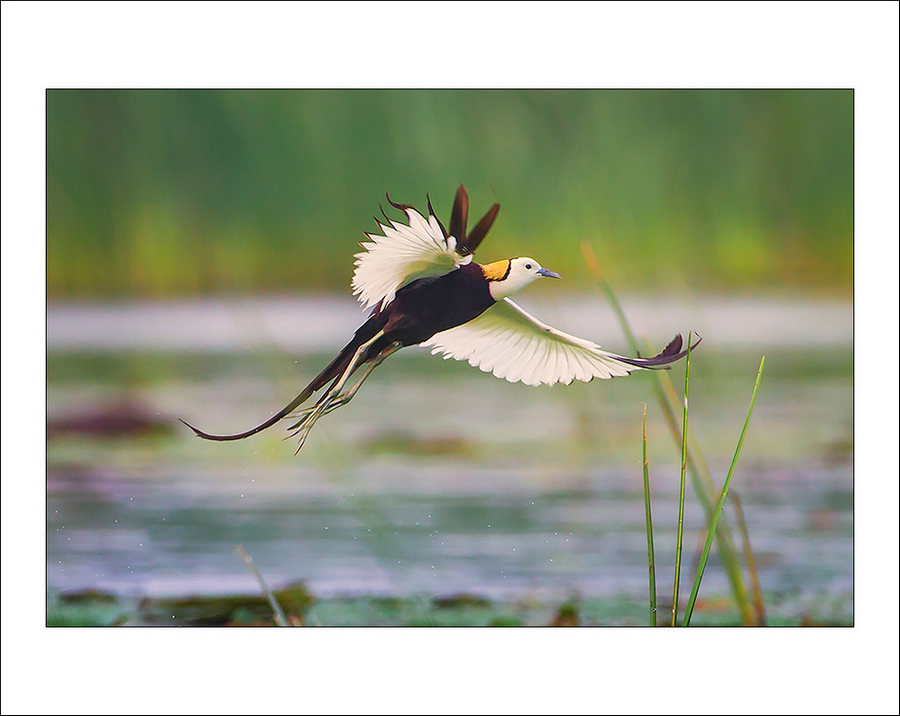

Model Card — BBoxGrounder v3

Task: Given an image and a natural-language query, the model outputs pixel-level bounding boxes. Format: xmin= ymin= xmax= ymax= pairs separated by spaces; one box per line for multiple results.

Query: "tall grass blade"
xmin=683 ymin=356 xmax=765 ymax=626
xmin=650 ymin=360 xmax=755 ymax=623
xmin=641 ymin=403 xmax=658 ymax=626
xmin=671 ymin=333 xmax=692 ymax=626
xmin=582 ymin=241 xmax=757 ymax=624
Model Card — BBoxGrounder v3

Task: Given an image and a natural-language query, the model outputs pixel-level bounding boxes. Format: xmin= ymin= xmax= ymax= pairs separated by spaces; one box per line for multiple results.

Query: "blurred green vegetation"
xmin=47 ymin=89 xmax=852 ymax=297
xmin=47 ymin=588 xmax=850 ymax=627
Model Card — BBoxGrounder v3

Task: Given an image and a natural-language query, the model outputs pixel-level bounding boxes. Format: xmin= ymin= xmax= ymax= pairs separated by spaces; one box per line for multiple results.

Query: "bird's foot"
xmin=285 ymin=392 xmax=351 ymax=453
xmin=286 ymin=405 xmax=318 ymax=431
xmin=287 ymin=407 xmax=324 ymax=453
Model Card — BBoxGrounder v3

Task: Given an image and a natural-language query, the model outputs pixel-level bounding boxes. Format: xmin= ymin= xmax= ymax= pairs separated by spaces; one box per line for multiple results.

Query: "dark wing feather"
xmin=448 ymin=184 xmax=469 ymax=243
xmin=614 ymin=334 xmax=701 ymax=369
xmin=460 ymin=202 xmax=500 ymax=256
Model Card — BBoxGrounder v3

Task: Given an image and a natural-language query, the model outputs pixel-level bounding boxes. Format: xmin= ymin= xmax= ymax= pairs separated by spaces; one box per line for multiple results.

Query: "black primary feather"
xmin=614 ymin=333 xmax=701 ymax=369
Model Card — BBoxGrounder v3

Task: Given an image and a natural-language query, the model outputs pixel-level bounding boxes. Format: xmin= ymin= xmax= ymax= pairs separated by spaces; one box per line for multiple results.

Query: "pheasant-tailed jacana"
xmin=181 ymin=186 xmax=698 ymax=452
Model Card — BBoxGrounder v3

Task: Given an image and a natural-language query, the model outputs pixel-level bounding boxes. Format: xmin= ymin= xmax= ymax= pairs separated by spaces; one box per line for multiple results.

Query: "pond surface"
xmin=46 ymin=295 xmax=853 ymax=624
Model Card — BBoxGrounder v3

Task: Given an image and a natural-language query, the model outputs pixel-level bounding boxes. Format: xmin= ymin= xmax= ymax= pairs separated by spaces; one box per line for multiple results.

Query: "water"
xmin=46 ymin=295 xmax=853 ymax=623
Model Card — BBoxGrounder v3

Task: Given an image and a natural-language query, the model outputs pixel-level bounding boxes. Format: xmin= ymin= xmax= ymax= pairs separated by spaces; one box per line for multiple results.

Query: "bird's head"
xmin=484 ymin=256 xmax=561 ymax=300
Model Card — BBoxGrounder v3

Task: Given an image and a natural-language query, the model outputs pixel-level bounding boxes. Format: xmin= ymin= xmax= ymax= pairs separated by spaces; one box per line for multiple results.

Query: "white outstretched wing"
xmin=423 ymin=298 xmax=638 ymax=386
xmin=352 ymin=206 xmax=470 ymax=310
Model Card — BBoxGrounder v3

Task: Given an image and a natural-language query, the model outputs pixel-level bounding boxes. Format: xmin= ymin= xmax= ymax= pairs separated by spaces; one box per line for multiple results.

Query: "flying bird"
xmin=182 ymin=186 xmax=698 ymax=452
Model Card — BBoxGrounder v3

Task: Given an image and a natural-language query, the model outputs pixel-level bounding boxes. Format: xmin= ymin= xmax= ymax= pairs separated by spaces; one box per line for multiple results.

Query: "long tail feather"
xmin=180 ymin=329 xmax=376 ymax=441
xmin=179 ymin=385 xmax=317 ymax=441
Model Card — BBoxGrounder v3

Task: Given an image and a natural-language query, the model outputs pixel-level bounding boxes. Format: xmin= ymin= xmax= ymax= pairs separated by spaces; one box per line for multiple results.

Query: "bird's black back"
xmin=380 ymin=262 xmax=495 ymax=346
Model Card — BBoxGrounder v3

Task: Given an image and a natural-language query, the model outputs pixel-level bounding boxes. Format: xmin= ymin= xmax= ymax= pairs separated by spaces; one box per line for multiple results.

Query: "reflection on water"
xmin=46 ymin=297 xmax=853 ymax=624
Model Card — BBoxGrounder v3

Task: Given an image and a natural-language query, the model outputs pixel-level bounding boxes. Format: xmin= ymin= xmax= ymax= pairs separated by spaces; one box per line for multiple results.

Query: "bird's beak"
xmin=537 ymin=268 xmax=561 ymax=279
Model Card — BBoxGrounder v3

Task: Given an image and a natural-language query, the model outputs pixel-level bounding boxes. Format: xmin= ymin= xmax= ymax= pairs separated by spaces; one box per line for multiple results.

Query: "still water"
xmin=46 ymin=295 xmax=853 ymax=623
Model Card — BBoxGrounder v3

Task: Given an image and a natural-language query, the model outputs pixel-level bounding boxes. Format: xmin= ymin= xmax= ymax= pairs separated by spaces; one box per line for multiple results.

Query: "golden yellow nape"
xmin=480 ymin=259 xmax=511 ymax=281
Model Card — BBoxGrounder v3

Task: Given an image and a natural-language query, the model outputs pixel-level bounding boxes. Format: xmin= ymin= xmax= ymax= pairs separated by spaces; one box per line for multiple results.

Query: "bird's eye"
xmin=524 ymin=263 xmax=533 ymax=270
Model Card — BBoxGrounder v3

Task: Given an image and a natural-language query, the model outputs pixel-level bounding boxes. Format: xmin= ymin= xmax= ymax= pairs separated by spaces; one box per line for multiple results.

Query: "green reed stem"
xmin=641 ymin=403 xmax=658 ymax=626
xmin=683 ymin=356 xmax=765 ymax=626
xmin=671 ymin=333 xmax=692 ymax=626
xmin=649 ymin=359 xmax=754 ymax=623
xmin=583 ymin=242 xmax=757 ymax=624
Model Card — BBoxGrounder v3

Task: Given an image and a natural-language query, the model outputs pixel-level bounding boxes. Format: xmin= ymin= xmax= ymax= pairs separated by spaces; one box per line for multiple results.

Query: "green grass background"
xmin=47 ymin=89 xmax=852 ymax=297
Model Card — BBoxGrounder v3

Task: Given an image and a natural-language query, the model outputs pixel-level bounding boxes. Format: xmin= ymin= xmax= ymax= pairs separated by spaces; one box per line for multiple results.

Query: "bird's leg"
xmin=288 ymin=341 xmax=401 ymax=440
xmin=286 ymin=332 xmax=393 ymax=452
xmin=285 ymin=379 xmax=341 ymax=427
xmin=285 ymin=367 xmax=356 ymax=430
xmin=319 ymin=341 xmax=402 ymax=415
xmin=287 ymin=334 xmax=386 ymax=429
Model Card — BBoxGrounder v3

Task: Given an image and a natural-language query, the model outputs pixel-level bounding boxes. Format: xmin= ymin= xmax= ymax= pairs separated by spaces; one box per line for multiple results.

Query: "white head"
xmin=484 ymin=256 xmax=561 ymax=300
